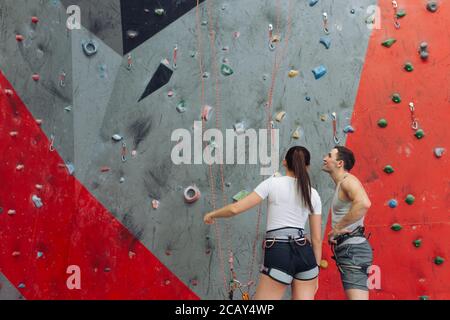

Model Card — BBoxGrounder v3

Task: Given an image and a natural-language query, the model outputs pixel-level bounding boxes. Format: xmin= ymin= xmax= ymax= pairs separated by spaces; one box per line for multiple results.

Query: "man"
xmin=322 ymin=146 xmax=373 ymax=300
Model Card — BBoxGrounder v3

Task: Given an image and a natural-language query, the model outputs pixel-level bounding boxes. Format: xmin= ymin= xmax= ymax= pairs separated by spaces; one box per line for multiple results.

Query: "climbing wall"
xmin=0 ymin=0 xmax=447 ymax=300
xmin=317 ymin=0 xmax=450 ymax=300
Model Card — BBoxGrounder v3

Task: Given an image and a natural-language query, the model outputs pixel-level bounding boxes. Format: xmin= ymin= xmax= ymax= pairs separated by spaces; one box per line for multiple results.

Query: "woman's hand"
xmin=203 ymin=212 xmax=216 ymax=225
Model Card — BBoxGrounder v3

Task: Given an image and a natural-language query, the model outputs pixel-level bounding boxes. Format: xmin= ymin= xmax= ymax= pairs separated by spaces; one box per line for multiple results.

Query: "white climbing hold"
xmin=434 ymin=147 xmax=445 ymax=158
xmin=32 ymin=195 xmax=43 ymax=208
xmin=152 ymin=199 xmax=160 ymax=209
xmin=112 ymin=134 xmax=123 ymax=142
xmin=8 ymin=209 xmax=16 ymax=215
xmin=233 ymin=122 xmax=246 ymax=135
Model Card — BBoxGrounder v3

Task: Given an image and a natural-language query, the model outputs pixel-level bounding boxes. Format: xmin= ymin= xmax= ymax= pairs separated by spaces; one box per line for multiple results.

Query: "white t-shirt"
xmin=254 ymin=176 xmax=322 ymax=231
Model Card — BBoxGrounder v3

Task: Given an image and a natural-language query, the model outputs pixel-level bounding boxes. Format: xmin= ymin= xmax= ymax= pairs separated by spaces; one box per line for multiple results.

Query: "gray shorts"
xmin=333 ymin=240 xmax=373 ymax=291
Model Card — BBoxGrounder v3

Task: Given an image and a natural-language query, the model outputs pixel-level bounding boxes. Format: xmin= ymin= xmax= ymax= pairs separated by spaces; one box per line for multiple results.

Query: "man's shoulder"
xmin=341 ymin=174 xmax=364 ymax=190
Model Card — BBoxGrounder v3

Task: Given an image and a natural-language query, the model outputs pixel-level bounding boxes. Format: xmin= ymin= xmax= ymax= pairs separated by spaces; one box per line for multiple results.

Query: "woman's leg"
xmin=253 ymin=274 xmax=287 ymax=300
xmin=291 ymin=277 xmax=318 ymax=300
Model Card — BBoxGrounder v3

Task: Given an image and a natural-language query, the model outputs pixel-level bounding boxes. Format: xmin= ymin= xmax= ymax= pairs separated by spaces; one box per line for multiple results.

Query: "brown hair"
xmin=334 ymin=146 xmax=356 ymax=171
xmin=285 ymin=146 xmax=314 ymax=213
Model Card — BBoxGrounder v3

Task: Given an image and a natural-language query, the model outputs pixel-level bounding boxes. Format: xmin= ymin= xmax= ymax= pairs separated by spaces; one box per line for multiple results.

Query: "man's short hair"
xmin=334 ymin=146 xmax=355 ymax=171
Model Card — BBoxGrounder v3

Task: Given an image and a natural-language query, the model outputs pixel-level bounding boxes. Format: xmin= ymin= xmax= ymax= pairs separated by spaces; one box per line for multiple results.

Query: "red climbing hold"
xmin=100 ymin=166 xmax=111 ymax=172
xmin=4 ymin=89 xmax=13 ymax=96
xmin=31 ymin=16 xmax=39 ymax=24
xmin=32 ymin=74 xmax=40 ymax=81
xmin=16 ymin=34 xmax=24 ymax=42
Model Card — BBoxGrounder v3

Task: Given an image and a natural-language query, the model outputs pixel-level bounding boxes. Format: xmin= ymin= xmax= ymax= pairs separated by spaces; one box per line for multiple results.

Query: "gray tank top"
xmin=331 ymin=177 xmax=366 ymax=246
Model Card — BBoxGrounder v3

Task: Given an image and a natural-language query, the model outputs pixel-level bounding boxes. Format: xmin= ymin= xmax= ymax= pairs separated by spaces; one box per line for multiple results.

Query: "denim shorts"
xmin=333 ymin=240 xmax=373 ymax=291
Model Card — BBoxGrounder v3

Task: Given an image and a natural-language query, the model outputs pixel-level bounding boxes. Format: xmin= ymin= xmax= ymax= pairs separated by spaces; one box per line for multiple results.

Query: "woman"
xmin=204 ymin=146 xmax=322 ymax=300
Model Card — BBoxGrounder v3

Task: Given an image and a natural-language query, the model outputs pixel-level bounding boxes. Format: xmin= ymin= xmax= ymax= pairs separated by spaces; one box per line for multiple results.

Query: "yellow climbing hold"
xmin=320 ymin=259 xmax=329 ymax=269
xmin=288 ymin=70 xmax=299 ymax=78
xmin=275 ymin=111 xmax=286 ymax=122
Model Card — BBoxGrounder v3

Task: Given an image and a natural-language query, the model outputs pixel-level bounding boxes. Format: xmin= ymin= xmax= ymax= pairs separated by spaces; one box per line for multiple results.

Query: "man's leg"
xmin=345 ymin=288 xmax=369 ymax=300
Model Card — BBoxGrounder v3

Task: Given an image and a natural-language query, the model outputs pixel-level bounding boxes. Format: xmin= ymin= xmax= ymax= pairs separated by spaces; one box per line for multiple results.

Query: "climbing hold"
xmin=35 ymin=184 xmax=43 ymax=190
xmin=391 ymin=223 xmax=402 ymax=231
xmin=383 ymin=165 xmax=394 ymax=174
xmin=190 ymin=279 xmax=198 ymax=286
xmin=31 ymin=195 xmax=43 ymax=208
xmin=221 ymin=64 xmax=234 ymax=76
xmin=104 ymin=267 xmax=111 ymax=272
xmin=319 ymin=259 xmax=328 ymax=269
xmin=82 ymin=40 xmax=98 ymax=56
xmin=419 ymin=296 xmax=430 ymax=300
xmin=18 ymin=283 xmax=26 ymax=289
xmin=152 ymin=199 xmax=159 ymax=209
xmin=64 ymin=105 xmax=72 ymax=112
xmin=4 ymin=89 xmax=13 ymax=96
xmin=426 ymin=1 xmax=438 ymax=12
xmin=201 ymin=105 xmax=213 ymax=121
xmin=36 ymin=119 xmax=43 ymax=125
xmin=66 ymin=163 xmax=75 ymax=175
xmin=101 ymin=166 xmax=111 ymax=172
xmin=202 ymin=72 xmax=210 ymax=79
xmin=396 ymin=9 xmax=406 ymax=18
xmin=434 ymin=147 xmax=445 ymax=158
xmin=16 ymin=164 xmax=24 ymax=171
xmin=405 ymin=194 xmax=415 ymax=205
xmin=312 ymin=65 xmax=327 ymax=80
xmin=112 ymin=134 xmax=123 ymax=142
xmin=16 ymin=34 xmax=24 ymax=42
xmin=382 ymin=38 xmax=396 ymax=48
xmin=10 ymin=131 xmax=18 ymax=137
xmin=233 ymin=190 xmax=250 ymax=202
xmin=404 ymin=62 xmax=414 ymax=72
xmin=37 ymin=252 xmax=44 ymax=259
xmin=413 ymin=239 xmax=422 ymax=248
xmin=392 ymin=93 xmax=401 ymax=103
xmin=233 ymin=122 xmax=246 ymax=135
xmin=309 ymin=0 xmax=319 ymax=6
xmin=8 ymin=209 xmax=16 ymax=215
xmin=126 ymin=30 xmax=139 ymax=39
xmin=184 ymin=185 xmax=201 ymax=203
xmin=154 ymin=8 xmax=165 ymax=16
xmin=292 ymin=127 xmax=301 ymax=140
xmin=275 ymin=111 xmax=286 ymax=122
xmin=165 ymin=249 xmax=172 ymax=256
xmin=176 ymin=100 xmax=186 ymax=113
xmin=415 ymin=129 xmax=425 ymax=139
xmin=343 ymin=125 xmax=355 ymax=134
xmin=129 ymin=251 xmax=136 ymax=259
xmin=288 ymin=70 xmax=299 ymax=78
xmin=419 ymin=42 xmax=429 ymax=60
xmin=319 ymin=36 xmax=331 ymax=49
xmin=119 ymin=177 xmax=125 ymax=183
xmin=305 ymin=96 xmax=311 ymax=102
xmin=167 ymin=90 xmax=174 ymax=97
xmin=31 ymin=16 xmax=39 ymax=24
xmin=388 ymin=199 xmax=398 ymax=208
xmin=434 ymin=256 xmax=445 ymax=265
xmin=350 ymin=9 xmax=355 ymax=14
xmin=378 ymin=118 xmax=388 ymax=128
xmin=32 ymin=74 xmax=40 ymax=81
xmin=12 ymin=251 xmax=21 ymax=257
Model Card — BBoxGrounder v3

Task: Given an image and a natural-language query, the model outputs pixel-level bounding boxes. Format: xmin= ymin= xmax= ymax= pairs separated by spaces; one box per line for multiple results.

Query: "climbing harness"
xmin=331 ymin=112 xmax=340 ymax=144
xmin=409 ymin=102 xmax=419 ymax=130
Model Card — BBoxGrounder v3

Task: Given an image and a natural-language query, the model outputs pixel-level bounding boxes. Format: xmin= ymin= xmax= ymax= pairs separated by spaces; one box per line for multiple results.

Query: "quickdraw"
xmin=173 ymin=44 xmax=178 ymax=69
xmin=121 ymin=142 xmax=127 ymax=162
xmin=392 ymin=1 xmax=400 ymax=29
xmin=60 ymin=71 xmax=66 ymax=87
xmin=332 ymin=112 xmax=340 ymax=144
xmin=409 ymin=102 xmax=419 ymax=130
xmin=127 ymin=54 xmax=132 ymax=70
xmin=323 ymin=12 xmax=330 ymax=34
xmin=49 ymin=134 xmax=55 ymax=152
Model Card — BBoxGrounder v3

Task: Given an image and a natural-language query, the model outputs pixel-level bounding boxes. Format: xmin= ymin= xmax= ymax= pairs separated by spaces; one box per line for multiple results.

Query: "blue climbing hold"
xmin=309 ymin=0 xmax=319 ymax=7
xmin=305 ymin=96 xmax=311 ymax=101
xmin=312 ymin=65 xmax=327 ymax=80
xmin=343 ymin=125 xmax=355 ymax=133
xmin=18 ymin=283 xmax=26 ymax=289
xmin=37 ymin=251 xmax=44 ymax=258
xmin=388 ymin=199 xmax=398 ymax=208
xmin=320 ymin=36 xmax=331 ymax=49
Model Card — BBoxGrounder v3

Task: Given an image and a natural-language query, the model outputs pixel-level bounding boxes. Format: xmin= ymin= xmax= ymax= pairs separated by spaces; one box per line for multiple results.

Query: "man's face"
xmin=322 ymin=148 xmax=342 ymax=173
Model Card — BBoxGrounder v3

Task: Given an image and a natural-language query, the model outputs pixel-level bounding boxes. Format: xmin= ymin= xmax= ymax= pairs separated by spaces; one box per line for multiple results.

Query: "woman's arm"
xmin=203 ymin=192 xmax=263 ymax=224
xmin=309 ymin=214 xmax=322 ymax=265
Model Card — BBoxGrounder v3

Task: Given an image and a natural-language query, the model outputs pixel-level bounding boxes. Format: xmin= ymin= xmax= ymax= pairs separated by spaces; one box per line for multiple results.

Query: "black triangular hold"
xmin=138 ymin=62 xmax=173 ymax=102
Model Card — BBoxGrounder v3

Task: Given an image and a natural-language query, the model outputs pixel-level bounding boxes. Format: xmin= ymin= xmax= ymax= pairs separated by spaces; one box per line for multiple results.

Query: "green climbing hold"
xmin=392 ymin=93 xmax=401 ymax=103
xmin=434 ymin=256 xmax=445 ymax=265
xmin=383 ymin=165 xmax=394 ymax=174
xmin=232 ymin=190 xmax=250 ymax=202
xmin=221 ymin=64 xmax=234 ymax=76
xmin=405 ymin=194 xmax=415 ymax=205
xmin=419 ymin=295 xmax=429 ymax=300
xmin=404 ymin=62 xmax=414 ymax=72
xmin=415 ymin=129 xmax=425 ymax=139
xmin=391 ymin=223 xmax=402 ymax=231
xmin=413 ymin=239 xmax=422 ymax=248
xmin=396 ymin=9 xmax=406 ymax=18
xmin=382 ymin=38 xmax=397 ymax=48
xmin=377 ymin=119 xmax=388 ymax=128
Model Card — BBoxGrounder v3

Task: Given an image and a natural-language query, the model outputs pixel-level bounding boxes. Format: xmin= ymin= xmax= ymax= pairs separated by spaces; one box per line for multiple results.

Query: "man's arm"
xmin=334 ymin=177 xmax=371 ymax=231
